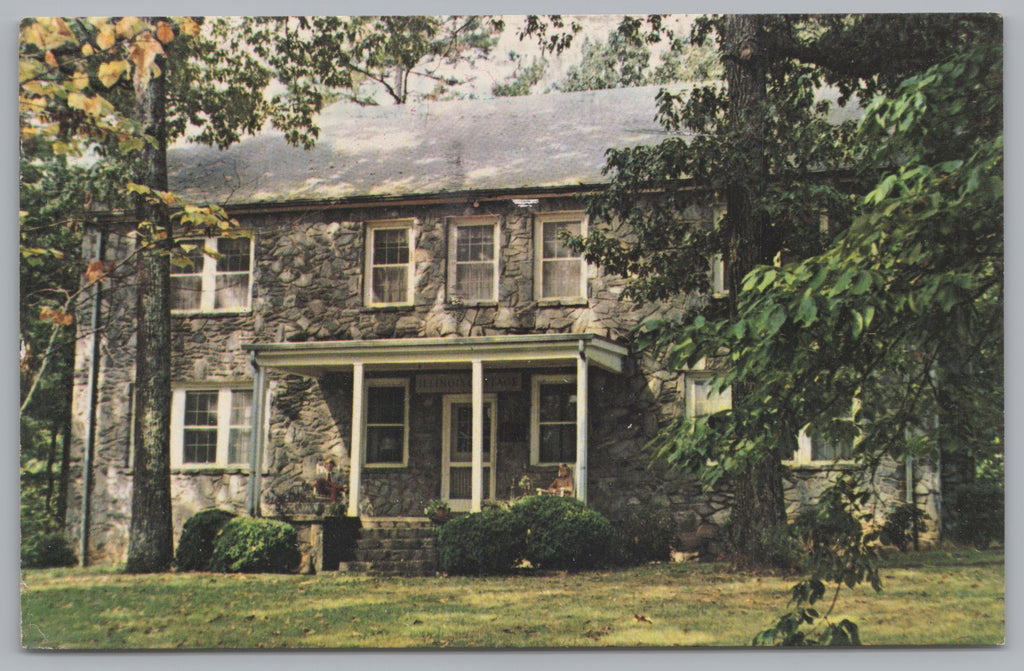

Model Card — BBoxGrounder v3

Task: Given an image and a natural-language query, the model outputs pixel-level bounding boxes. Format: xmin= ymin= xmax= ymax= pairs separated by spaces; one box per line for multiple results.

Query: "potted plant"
xmin=424 ymin=499 xmax=452 ymax=526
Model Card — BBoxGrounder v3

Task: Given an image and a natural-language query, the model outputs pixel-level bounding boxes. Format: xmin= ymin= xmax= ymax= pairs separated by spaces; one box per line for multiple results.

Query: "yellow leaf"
xmin=130 ymin=33 xmax=164 ymax=89
xmin=71 ymin=70 xmax=89 ymax=90
xmin=39 ymin=306 xmax=73 ymax=327
xmin=21 ymin=22 xmax=46 ymax=49
xmin=81 ymin=43 xmax=95 ymax=56
xmin=96 ymin=26 xmax=116 ymax=50
xmin=156 ymin=21 xmax=175 ymax=44
xmin=44 ymin=50 xmax=58 ymax=68
xmin=158 ymin=191 xmax=180 ymax=206
xmin=66 ymin=92 xmax=87 ymax=111
xmin=98 ymin=60 xmax=127 ymax=88
xmin=85 ymin=260 xmax=107 ymax=283
xmin=115 ymin=16 xmax=140 ymax=39
xmin=83 ymin=95 xmax=102 ymax=117
xmin=179 ymin=17 xmax=200 ymax=36
xmin=52 ymin=18 xmax=77 ymax=44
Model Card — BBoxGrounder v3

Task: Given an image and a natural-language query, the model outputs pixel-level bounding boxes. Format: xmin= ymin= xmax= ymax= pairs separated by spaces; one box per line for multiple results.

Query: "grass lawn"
xmin=21 ymin=548 xmax=1003 ymax=649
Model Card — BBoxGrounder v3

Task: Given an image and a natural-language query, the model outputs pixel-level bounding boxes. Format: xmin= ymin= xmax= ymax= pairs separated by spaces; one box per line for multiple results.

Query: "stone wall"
xmin=66 ymin=197 xmax=934 ymax=564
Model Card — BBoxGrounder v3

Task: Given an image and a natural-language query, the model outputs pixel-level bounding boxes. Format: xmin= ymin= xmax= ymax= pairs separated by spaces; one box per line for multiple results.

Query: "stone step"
xmin=358 ymin=527 xmax=436 ymax=540
xmin=331 ymin=519 xmax=439 ymax=577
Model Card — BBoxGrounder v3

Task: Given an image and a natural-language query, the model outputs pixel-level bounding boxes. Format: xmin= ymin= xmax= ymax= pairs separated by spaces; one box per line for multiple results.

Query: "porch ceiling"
xmin=244 ymin=334 xmax=629 ymax=377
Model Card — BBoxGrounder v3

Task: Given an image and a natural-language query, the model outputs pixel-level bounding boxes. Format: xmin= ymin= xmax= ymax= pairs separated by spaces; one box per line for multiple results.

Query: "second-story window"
xmin=170 ymin=236 xmax=253 ymax=313
xmin=534 ymin=213 xmax=587 ymax=301
xmin=448 ymin=216 xmax=499 ymax=303
xmin=365 ymin=221 xmax=414 ymax=306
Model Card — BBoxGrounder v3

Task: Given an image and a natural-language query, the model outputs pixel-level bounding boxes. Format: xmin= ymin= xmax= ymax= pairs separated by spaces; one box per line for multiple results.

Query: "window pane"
xmin=456 ymin=225 xmax=494 ymax=262
xmin=542 ymin=259 xmax=581 ymax=298
xmin=451 ymin=403 xmax=491 ymax=460
xmin=455 ymin=263 xmax=493 ymax=301
xmin=366 ymin=425 xmax=404 ymax=463
xmin=373 ymin=228 xmax=409 ymax=265
xmin=214 ymin=273 xmax=250 ymax=310
xmin=216 ymin=238 xmax=250 ymax=272
xmin=811 ymin=434 xmax=852 ymax=461
xmin=173 ymin=243 xmax=205 ymax=275
xmin=692 ymin=379 xmax=731 ymax=415
xmin=539 ymin=383 xmax=575 ymax=422
xmin=230 ymin=390 xmax=252 ymax=426
xmin=539 ymin=424 xmax=576 ymax=464
xmin=228 ymin=428 xmax=251 ymax=464
xmin=367 ymin=386 xmax=405 ymax=424
xmin=184 ymin=391 xmax=218 ymax=426
xmin=183 ymin=428 xmax=217 ymax=463
xmin=542 ymin=221 xmax=580 ymax=259
xmin=170 ymin=275 xmax=203 ymax=311
xmin=372 ymin=267 xmax=407 ymax=304
xmin=449 ymin=466 xmax=491 ymax=499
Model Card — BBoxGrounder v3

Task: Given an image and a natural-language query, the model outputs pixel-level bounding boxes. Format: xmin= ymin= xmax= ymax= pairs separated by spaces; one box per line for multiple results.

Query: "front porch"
xmin=243 ymin=334 xmax=628 ymax=517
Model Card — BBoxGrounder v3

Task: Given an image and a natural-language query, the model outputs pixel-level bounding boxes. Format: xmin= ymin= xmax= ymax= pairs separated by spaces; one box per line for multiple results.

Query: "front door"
xmin=442 ymin=394 xmax=497 ymax=511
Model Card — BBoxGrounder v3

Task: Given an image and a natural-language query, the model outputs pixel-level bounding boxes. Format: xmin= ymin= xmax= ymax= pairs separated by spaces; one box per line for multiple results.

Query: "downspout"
xmin=246 ymin=352 xmax=266 ymax=517
xmin=79 ymin=228 xmax=106 ymax=566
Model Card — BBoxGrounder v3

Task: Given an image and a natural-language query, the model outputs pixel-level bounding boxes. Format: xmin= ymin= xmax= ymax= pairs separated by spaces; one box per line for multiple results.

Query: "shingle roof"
xmin=167 ymin=85 xmax=676 ymax=206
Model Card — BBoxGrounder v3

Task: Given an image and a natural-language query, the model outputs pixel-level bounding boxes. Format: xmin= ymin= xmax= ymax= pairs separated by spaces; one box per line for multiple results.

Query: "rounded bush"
xmin=175 ymin=508 xmax=237 ymax=571
xmin=613 ymin=504 xmax=676 ymax=565
xmin=210 ymin=517 xmax=300 ymax=573
xmin=512 ymin=495 xmax=615 ymax=571
xmin=946 ymin=480 xmax=1004 ymax=550
xmin=437 ymin=508 xmax=525 ymax=575
xmin=21 ymin=531 xmax=77 ymax=568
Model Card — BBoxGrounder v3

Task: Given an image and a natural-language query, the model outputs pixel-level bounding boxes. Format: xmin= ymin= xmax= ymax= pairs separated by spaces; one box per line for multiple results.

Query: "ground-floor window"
xmin=531 ymin=374 xmax=577 ymax=465
xmin=171 ymin=385 xmax=253 ymax=468
xmin=364 ymin=378 xmax=409 ymax=467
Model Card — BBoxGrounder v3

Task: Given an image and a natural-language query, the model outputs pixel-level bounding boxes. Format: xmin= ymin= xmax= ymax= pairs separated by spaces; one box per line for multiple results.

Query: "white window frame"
xmin=362 ymin=378 xmax=410 ymax=468
xmin=789 ymin=429 xmax=856 ymax=467
xmin=170 ymin=383 xmax=264 ymax=470
xmin=364 ymin=220 xmax=416 ymax=307
xmin=441 ymin=393 xmax=498 ymax=509
xmin=533 ymin=212 xmax=588 ymax=302
xmin=710 ymin=205 xmax=729 ymax=298
xmin=685 ymin=372 xmax=732 ymax=419
xmin=530 ymin=373 xmax=577 ymax=466
xmin=170 ymin=235 xmax=254 ymax=314
xmin=447 ymin=215 xmax=500 ymax=304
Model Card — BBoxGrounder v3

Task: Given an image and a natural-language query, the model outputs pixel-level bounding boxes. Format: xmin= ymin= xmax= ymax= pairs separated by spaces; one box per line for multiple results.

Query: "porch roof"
xmin=243 ymin=334 xmax=629 ymax=377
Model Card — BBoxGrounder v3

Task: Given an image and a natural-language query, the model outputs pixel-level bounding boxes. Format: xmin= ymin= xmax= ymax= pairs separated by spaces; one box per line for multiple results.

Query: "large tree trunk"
xmin=721 ymin=15 xmax=791 ymax=567
xmin=125 ymin=32 xmax=174 ymax=573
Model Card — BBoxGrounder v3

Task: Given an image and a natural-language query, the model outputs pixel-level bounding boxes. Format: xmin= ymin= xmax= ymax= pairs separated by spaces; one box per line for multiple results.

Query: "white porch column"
xmin=471 ymin=358 xmax=484 ymax=513
xmin=575 ymin=343 xmax=589 ymax=504
xmin=347 ymin=362 xmax=365 ymax=518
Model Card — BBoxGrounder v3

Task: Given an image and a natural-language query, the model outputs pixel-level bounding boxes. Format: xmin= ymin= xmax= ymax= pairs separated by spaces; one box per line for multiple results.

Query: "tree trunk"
xmin=125 ymin=32 xmax=174 ymax=573
xmin=721 ymin=15 xmax=791 ymax=567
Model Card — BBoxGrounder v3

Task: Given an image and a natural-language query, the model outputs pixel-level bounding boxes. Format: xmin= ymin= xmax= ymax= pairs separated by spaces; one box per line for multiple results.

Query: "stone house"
xmin=67 ymin=85 xmax=939 ymax=566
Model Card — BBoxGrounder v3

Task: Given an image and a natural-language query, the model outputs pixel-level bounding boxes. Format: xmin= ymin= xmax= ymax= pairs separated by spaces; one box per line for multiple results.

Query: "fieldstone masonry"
xmin=67 ymin=197 xmax=936 ymax=565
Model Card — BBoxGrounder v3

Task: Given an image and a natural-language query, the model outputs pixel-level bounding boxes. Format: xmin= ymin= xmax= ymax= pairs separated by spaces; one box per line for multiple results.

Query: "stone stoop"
xmin=338 ymin=518 xmax=438 ymax=577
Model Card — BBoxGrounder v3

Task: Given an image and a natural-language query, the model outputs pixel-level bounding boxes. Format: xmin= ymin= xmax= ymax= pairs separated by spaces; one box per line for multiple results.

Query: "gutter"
xmin=79 ymin=228 xmax=106 ymax=566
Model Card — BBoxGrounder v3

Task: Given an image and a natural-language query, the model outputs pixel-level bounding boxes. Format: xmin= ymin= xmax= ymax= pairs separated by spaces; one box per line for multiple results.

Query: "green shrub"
xmin=210 ymin=517 xmax=300 ymax=573
xmin=21 ymin=531 xmax=77 ymax=568
xmin=879 ymin=503 xmax=928 ymax=551
xmin=946 ymin=480 xmax=1004 ymax=549
xmin=437 ymin=508 xmax=525 ymax=575
xmin=175 ymin=508 xmax=238 ymax=571
xmin=512 ymin=495 xmax=615 ymax=571
xmin=613 ymin=504 xmax=676 ymax=565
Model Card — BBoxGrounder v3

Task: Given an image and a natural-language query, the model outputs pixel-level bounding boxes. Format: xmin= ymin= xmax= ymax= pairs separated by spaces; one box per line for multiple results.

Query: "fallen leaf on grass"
xmin=633 ymin=614 xmax=653 ymax=624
